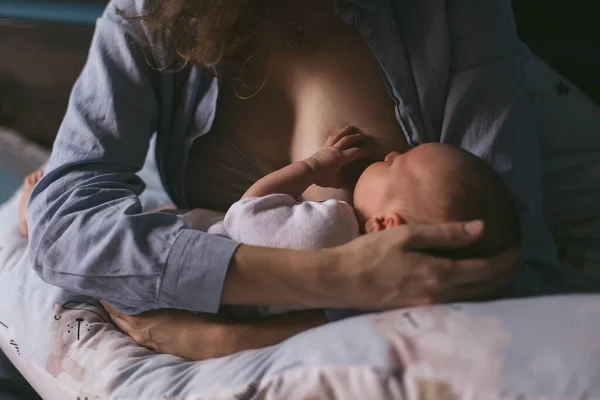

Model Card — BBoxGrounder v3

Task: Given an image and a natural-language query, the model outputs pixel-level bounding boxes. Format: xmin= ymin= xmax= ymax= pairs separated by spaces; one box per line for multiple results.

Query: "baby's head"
xmin=354 ymin=143 xmax=520 ymax=257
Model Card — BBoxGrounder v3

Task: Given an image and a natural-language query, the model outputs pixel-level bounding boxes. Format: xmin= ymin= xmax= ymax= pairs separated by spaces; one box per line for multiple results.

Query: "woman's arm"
xmin=27 ymin=0 xmax=240 ymax=315
xmin=106 ymin=222 xmax=523 ymax=359
xmin=102 ymin=302 xmax=326 ymax=360
xmin=440 ymin=0 xmax=564 ymax=294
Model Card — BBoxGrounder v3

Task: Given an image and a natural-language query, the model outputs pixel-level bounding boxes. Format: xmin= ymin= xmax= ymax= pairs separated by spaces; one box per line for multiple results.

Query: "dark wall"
xmin=0 ymin=1 xmax=598 ymax=147
xmin=512 ymin=0 xmax=600 ymax=44
xmin=0 ymin=0 xmax=105 ymax=146
xmin=0 ymin=20 xmax=95 ymax=147
xmin=512 ymin=0 xmax=600 ymax=103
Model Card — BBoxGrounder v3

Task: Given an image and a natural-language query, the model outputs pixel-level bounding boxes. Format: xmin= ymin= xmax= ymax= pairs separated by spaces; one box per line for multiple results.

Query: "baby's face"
xmin=353 ymin=151 xmax=413 ymax=224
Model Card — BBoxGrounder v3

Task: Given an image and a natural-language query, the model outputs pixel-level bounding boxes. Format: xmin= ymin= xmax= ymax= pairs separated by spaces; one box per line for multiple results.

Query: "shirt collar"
xmin=344 ymin=0 xmax=381 ymax=14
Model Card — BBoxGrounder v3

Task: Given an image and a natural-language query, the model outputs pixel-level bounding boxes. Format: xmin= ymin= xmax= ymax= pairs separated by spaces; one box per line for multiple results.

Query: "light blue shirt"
xmin=27 ymin=0 xmax=563 ymax=315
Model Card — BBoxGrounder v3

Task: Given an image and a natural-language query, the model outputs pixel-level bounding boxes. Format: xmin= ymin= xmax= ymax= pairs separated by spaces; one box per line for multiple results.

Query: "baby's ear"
xmin=365 ymin=213 xmax=405 ymax=233
xmin=383 ymin=213 xmax=405 ymax=230
xmin=365 ymin=216 xmax=386 ymax=233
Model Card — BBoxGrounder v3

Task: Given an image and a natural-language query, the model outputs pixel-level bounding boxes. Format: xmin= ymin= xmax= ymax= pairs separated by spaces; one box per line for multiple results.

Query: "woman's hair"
xmin=124 ymin=0 xmax=268 ymax=72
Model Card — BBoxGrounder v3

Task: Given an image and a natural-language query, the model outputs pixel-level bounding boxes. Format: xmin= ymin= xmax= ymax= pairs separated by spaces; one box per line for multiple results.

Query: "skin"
xmin=18 ymin=170 xmax=43 ymax=238
xmin=23 ymin=1 xmax=523 ymax=360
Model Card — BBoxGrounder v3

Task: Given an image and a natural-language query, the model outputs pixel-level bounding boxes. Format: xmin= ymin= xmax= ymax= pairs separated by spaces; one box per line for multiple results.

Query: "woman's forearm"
xmin=224 ymin=310 xmax=328 ymax=356
xmin=221 ymin=244 xmax=338 ymax=307
xmin=118 ymin=308 xmax=327 ymax=361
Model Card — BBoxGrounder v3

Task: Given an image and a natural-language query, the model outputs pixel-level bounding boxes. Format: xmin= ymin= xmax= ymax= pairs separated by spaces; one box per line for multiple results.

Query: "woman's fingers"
xmin=434 ymin=248 xmax=522 ymax=303
xmin=100 ymin=301 xmax=160 ymax=349
xmin=338 ymin=223 xmax=523 ymax=310
xmin=399 ymin=244 xmax=522 ymax=305
xmin=100 ymin=301 xmax=133 ymax=330
xmin=434 ymin=257 xmax=493 ymax=285
xmin=100 ymin=300 xmax=120 ymax=316
xmin=402 ymin=220 xmax=485 ymax=250
xmin=104 ymin=309 xmax=138 ymax=341
xmin=100 ymin=300 xmax=129 ymax=320
xmin=439 ymin=247 xmax=522 ymax=286
xmin=486 ymin=246 xmax=523 ymax=279
xmin=440 ymin=276 xmax=508 ymax=303
xmin=108 ymin=313 xmax=129 ymax=332
xmin=100 ymin=300 xmax=143 ymax=333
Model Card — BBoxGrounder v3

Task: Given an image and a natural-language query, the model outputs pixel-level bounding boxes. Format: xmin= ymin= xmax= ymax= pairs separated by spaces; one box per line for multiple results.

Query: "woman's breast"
xmin=289 ymin=67 xmax=407 ymax=163
xmin=285 ymin=22 xmax=410 ymax=163
xmin=185 ymin=22 xmax=409 ymax=209
xmin=185 ymin=131 xmax=275 ymax=212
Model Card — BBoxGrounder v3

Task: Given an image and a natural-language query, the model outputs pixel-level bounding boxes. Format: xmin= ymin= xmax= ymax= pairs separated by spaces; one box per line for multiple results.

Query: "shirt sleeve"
xmin=223 ymin=194 xmax=360 ymax=250
xmin=26 ymin=0 xmax=239 ymax=315
xmin=440 ymin=0 xmax=564 ymax=294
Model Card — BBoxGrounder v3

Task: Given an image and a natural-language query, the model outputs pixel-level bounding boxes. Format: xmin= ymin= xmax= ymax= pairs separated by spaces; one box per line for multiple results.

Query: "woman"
xmin=27 ymin=0 xmax=561 ymax=360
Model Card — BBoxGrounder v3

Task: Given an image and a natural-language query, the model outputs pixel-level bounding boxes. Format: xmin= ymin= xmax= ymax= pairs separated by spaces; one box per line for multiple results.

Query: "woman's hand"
xmin=100 ymin=302 xmax=327 ymax=361
xmin=320 ymin=220 xmax=522 ymax=309
xmin=222 ymin=220 xmax=521 ymax=310
xmin=100 ymin=302 xmax=229 ymax=360
xmin=303 ymin=125 xmax=371 ymax=188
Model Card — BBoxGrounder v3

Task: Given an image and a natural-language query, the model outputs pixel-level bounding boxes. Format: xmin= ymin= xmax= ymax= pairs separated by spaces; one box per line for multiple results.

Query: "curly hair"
xmin=123 ymin=0 xmax=268 ymax=72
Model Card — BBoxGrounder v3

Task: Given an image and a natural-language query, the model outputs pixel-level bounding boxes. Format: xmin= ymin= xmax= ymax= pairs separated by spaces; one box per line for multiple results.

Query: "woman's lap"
xmin=527 ymin=55 xmax=600 ymax=290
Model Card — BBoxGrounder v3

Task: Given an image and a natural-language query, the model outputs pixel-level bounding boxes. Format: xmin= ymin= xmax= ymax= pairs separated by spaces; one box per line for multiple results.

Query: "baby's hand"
xmin=304 ymin=126 xmax=371 ymax=188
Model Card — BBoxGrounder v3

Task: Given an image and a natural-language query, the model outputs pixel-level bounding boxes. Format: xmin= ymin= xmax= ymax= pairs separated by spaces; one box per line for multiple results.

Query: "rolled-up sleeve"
xmin=27 ymin=1 xmax=239 ymax=315
xmin=440 ymin=0 xmax=564 ymax=293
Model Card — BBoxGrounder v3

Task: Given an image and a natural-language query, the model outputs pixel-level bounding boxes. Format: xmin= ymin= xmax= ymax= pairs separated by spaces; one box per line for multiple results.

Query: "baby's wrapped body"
xmin=210 ymin=141 xmax=521 ymax=319
xmin=209 ymin=194 xmax=361 ymax=317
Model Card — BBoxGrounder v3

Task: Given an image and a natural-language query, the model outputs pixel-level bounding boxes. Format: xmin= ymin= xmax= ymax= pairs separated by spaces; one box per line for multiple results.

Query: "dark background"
xmin=0 ymin=0 xmax=599 ymax=147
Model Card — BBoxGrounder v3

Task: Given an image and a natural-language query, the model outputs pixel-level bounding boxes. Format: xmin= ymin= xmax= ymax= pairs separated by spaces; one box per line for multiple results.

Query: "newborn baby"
xmin=207 ymin=126 xmax=520 ymax=317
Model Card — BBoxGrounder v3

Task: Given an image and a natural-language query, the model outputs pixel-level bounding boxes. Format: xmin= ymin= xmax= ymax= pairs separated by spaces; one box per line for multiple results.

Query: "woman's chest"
xmin=212 ymin=13 xmax=409 ymax=170
xmin=184 ymin=5 xmax=414 ymax=209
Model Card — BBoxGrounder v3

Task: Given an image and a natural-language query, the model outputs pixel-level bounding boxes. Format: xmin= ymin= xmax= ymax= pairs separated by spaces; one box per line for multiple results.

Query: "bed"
xmin=1 ymin=2 xmax=600 ymax=399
